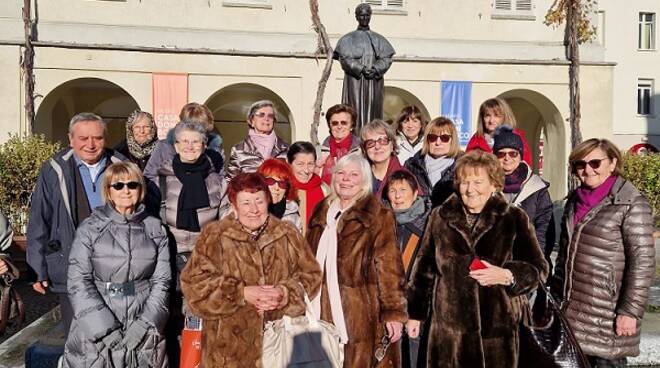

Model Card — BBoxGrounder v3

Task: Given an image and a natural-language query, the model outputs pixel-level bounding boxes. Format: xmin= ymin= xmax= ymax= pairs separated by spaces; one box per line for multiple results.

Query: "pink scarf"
xmin=248 ymin=129 xmax=277 ymax=159
xmin=573 ymin=175 xmax=617 ymax=225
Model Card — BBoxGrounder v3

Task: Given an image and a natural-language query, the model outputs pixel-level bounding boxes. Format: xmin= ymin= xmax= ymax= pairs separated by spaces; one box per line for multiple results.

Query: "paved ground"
xmin=0 ymin=280 xmax=58 ymax=345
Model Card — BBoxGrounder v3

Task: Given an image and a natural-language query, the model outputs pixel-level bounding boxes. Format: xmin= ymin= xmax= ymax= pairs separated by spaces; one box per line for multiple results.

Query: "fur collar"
xmin=309 ymin=194 xmax=381 ymax=233
xmin=215 ymin=213 xmax=289 ymax=249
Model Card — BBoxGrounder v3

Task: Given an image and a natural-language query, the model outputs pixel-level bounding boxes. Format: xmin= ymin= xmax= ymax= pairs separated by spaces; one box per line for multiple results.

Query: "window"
xmin=637 ymin=79 xmax=653 ymax=115
xmin=492 ymin=0 xmax=535 ymax=20
xmin=222 ymin=0 xmax=271 ymax=9
xmin=638 ymin=12 xmax=655 ymax=50
xmin=363 ymin=0 xmax=405 ymax=11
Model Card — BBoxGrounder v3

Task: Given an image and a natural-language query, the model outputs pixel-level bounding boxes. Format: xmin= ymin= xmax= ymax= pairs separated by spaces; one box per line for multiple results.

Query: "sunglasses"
xmin=254 ymin=112 xmax=276 ymax=120
xmin=427 ymin=133 xmax=452 ymax=143
xmin=330 ymin=120 xmax=351 ymax=127
xmin=496 ymin=151 xmax=520 ymax=159
xmin=110 ymin=181 xmax=140 ymax=191
xmin=374 ymin=334 xmax=391 ymax=362
xmin=264 ymin=177 xmax=289 ymax=190
xmin=364 ymin=137 xmax=391 ymax=149
xmin=570 ymin=157 xmax=609 ymax=172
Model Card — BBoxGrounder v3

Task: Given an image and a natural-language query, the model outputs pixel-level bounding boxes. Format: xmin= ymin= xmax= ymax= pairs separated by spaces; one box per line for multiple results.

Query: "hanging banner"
xmin=153 ymin=73 xmax=188 ymax=139
xmin=441 ymin=81 xmax=472 ymax=147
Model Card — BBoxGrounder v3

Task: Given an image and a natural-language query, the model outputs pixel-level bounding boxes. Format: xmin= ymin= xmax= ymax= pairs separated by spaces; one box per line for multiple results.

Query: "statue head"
xmin=355 ymin=3 xmax=372 ymax=29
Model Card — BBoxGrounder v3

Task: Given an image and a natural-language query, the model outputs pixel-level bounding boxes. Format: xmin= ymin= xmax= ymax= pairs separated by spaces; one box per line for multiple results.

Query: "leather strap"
xmin=401 ymin=233 xmax=420 ymax=272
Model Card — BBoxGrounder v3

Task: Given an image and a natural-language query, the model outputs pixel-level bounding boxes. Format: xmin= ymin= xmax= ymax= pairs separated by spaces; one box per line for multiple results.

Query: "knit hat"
xmin=493 ymin=125 xmax=524 ymax=156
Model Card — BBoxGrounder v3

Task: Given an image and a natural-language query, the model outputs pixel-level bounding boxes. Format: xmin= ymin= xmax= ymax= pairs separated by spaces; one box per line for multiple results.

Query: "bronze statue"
xmin=334 ymin=3 xmax=395 ymax=131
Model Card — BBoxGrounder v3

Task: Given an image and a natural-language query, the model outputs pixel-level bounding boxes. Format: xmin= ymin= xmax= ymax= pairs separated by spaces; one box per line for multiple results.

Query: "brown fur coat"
xmin=180 ymin=214 xmax=321 ymax=368
xmin=407 ymin=193 xmax=549 ymax=368
xmin=306 ymin=194 xmax=408 ymax=368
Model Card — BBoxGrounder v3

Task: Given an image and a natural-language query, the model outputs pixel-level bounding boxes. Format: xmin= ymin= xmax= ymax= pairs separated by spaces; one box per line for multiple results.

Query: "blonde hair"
xmin=101 ymin=162 xmax=146 ymax=205
xmin=454 ymin=150 xmax=504 ymax=191
xmin=328 ymin=153 xmax=373 ymax=203
xmin=476 ymin=98 xmax=517 ymax=136
xmin=568 ymin=138 xmax=623 ymax=176
xmin=420 ymin=117 xmax=461 ymax=158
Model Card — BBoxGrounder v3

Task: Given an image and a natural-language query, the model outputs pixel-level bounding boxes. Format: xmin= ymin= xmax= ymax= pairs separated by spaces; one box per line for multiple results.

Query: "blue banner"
xmin=441 ymin=81 xmax=472 ymax=147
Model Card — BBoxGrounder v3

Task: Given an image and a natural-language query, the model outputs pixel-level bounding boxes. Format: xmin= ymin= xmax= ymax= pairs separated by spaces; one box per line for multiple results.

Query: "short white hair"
xmin=329 ymin=152 xmax=373 ymax=203
xmin=68 ymin=112 xmax=106 ymax=135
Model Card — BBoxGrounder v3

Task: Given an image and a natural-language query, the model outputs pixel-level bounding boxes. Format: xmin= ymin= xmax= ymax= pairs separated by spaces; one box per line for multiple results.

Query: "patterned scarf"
xmin=126 ymin=111 xmax=158 ymax=159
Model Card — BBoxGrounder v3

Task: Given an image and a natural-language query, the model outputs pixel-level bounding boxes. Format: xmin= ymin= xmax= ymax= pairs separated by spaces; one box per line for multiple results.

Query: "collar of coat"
xmin=564 ymin=176 xmax=638 ymax=227
xmin=219 ymin=213 xmax=291 ymax=249
xmin=308 ymin=194 xmax=381 ymax=233
xmin=438 ymin=192 xmax=510 ymax=245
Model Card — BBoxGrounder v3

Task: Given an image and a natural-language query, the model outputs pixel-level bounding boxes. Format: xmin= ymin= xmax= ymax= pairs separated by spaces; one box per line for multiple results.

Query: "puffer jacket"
xmin=396 ymin=133 xmax=423 ymax=165
xmin=156 ymin=156 xmax=225 ymax=253
xmin=550 ymin=176 xmax=656 ymax=359
xmin=180 ymin=214 xmax=322 ymax=367
xmin=62 ymin=203 xmax=170 ymax=368
xmin=226 ymin=134 xmax=289 ymax=180
xmin=281 ymin=199 xmax=303 ymax=233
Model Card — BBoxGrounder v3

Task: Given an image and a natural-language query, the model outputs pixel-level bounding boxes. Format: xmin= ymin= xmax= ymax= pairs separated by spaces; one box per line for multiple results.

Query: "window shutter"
xmin=516 ymin=0 xmax=532 ymax=11
xmin=386 ymin=0 xmax=404 ymax=7
xmin=365 ymin=0 xmax=384 ymax=6
xmin=495 ymin=0 xmax=512 ymax=11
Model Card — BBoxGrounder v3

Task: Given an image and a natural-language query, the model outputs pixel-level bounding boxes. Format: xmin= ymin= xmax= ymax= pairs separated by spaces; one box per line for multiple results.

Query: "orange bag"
xmin=180 ymin=317 xmax=203 ymax=368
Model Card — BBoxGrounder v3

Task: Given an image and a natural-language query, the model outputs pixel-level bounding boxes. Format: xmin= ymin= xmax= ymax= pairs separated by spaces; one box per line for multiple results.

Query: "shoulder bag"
xmin=0 ymin=256 xmax=25 ymax=335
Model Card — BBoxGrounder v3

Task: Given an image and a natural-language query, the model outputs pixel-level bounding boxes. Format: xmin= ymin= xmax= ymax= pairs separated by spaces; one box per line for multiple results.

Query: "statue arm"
xmin=372 ymin=56 xmax=393 ymax=79
xmin=336 ymin=54 xmax=365 ymax=79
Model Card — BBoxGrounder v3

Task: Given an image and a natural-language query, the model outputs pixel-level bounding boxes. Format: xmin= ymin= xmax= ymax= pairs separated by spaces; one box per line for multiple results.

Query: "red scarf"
xmin=292 ymin=174 xmax=326 ymax=225
xmin=329 ymin=135 xmax=353 ymax=158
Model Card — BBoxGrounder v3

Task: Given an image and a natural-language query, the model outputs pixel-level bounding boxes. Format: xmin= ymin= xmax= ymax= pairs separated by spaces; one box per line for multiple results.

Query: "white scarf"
xmin=425 ymin=154 xmax=455 ymax=187
xmin=312 ymin=199 xmax=349 ymax=343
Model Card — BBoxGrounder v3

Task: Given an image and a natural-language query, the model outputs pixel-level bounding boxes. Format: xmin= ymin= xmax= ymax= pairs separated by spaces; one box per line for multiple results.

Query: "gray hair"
xmin=360 ymin=119 xmax=399 ymax=157
xmin=329 ymin=152 xmax=373 ymax=203
xmin=68 ymin=112 xmax=106 ymax=135
xmin=246 ymin=100 xmax=277 ymax=124
xmin=173 ymin=119 xmax=208 ymax=145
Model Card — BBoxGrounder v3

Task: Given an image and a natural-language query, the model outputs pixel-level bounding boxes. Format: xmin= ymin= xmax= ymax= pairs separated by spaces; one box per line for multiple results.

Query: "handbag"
xmin=262 ymin=292 xmax=344 ymax=368
xmin=0 ymin=256 xmax=25 ymax=335
xmin=518 ymin=282 xmax=591 ymax=368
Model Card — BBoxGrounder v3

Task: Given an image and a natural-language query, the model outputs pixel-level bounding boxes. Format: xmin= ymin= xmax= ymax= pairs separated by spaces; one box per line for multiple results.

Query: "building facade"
xmin=0 ymin=0 xmax=622 ymax=199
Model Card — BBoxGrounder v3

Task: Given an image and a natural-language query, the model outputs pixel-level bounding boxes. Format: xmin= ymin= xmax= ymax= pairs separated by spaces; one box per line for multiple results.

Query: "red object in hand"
xmin=470 ymin=257 xmax=488 ymax=271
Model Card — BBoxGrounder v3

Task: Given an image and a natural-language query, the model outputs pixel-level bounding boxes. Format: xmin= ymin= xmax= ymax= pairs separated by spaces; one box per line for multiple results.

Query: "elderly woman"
xmin=307 ymin=152 xmax=408 ymax=368
xmin=407 ymin=150 xmax=548 ymax=368
xmin=115 ymin=110 xmax=158 ymax=171
xmin=227 ymin=100 xmax=289 ymax=180
xmin=62 ymin=162 xmax=170 ymax=368
xmin=287 ymin=141 xmax=329 ymax=234
xmin=492 ymin=125 xmax=553 ymax=255
xmin=549 ymin=139 xmax=655 ymax=368
xmin=257 ymin=158 xmax=302 ymax=231
xmin=404 ymin=117 xmax=462 ymax=207
xmin=381 ymin=169 xmax=431 ymax=368
xmin=361 ymin=119 xmax=403 ymax=198
xmin=395 ymin=106 xmax=426 ymax=164
xmin=466 ymin=98 xmax=532 ymax=165
xmin=319 ymin=104 xmax=361 ymax=185
xmin=180 ymin=173 xmax=321 ymax=367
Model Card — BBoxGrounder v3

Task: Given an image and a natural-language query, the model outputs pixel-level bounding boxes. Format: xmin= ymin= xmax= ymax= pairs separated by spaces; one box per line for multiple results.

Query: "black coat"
xmin=404 ymin=151 xmax=457 ymax=208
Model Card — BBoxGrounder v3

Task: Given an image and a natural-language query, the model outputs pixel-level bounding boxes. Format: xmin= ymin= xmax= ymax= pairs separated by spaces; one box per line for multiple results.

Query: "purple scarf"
xmin=573 ymin=175 xmax=617 ymax=225
xmin=503 ymin=164 xmax=529 ymax=193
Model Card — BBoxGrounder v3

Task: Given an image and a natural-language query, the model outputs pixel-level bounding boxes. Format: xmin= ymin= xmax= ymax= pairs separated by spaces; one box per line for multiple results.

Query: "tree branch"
xmin=309 ymin=0 xmax=333 ymax=146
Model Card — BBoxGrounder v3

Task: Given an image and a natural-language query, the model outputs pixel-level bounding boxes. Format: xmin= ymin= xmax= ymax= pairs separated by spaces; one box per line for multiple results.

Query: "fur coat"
xmin=407 ymin=193 xmax=549 ymax=368
xmin=180 ymin=214 xmax=322 ymax=368
xmin=306 ymin=194 xmax=408 ymax=368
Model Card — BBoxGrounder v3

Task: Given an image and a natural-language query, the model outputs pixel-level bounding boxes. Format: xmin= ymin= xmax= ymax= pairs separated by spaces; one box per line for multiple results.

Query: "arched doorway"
xmin=205 ymin=83 xmax=293 ymax=159
xmin=35 ymin=78 xmax=140 ymax=147
xmin=498 ymin=89 xmax=567 ymax=199
xmin=384 ymin=86 xmax=431 ymax=125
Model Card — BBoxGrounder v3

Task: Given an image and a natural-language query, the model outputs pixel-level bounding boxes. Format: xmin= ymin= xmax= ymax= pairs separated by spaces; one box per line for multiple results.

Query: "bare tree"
xmin=309 ymin=0 xmax=333 ymax=146
xmin=21 ymin=0 xmax=36 ymax=134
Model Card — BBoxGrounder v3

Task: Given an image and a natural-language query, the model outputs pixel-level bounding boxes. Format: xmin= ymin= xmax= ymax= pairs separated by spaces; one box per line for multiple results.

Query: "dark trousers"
xmin=587 ymin=356 xmax=627 ymax=368
xmin=57 ymin=293 xmax=73 ymax=337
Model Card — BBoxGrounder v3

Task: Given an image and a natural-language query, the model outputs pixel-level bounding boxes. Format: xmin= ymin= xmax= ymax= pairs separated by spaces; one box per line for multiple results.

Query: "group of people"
xmin=22 ymin=96 xmax=655 ymax=368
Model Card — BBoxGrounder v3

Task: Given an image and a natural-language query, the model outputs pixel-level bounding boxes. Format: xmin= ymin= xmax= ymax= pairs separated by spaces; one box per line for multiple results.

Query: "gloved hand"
xmin=122 ymin=319 xmax=150 ymax=351
xmin=97 ymin=328 xmax=124 ymax=351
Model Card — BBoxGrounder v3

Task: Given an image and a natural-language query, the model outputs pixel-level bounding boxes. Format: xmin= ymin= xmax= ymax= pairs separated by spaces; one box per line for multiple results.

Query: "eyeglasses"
xmin=176 ymin=139 xmax=203 ymax=147
xmin=330 ymin=120 xmax=351 ymax=127
xmin=496 ymin=151 xmax=520 ymax=159
xmin=254 ymin=112 xmax=276 ymax=121
xmin=264 ymin=177 xmax=289 ymax=190
xmin=110 ymin=181 xmax=140 ymax=191
xmin=427 ymin=133 xmax=452 ymax=143
xmin=364 ymin=137 xmax=391 ymax=149
xmin=571 ymin=157 xmax=609 ymax=172
xmin=374 ymin=334 xmax=391 ymax=362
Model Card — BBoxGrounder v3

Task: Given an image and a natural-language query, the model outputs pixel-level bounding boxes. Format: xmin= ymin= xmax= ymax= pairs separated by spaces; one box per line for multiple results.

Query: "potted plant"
xmin=0 ymin=133 xmax=61 ymax=246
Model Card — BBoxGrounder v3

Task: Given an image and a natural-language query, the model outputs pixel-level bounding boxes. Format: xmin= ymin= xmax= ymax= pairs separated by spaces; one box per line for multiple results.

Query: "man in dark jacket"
xmin=27 ymin=112 xmax=125 ymax=334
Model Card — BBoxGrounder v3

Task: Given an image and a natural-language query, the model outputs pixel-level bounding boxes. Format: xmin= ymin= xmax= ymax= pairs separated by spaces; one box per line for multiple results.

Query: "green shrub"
xmin=622 ymin=152 xmax=660 ymax=227
xmin=0 ymin=134 xmax=61 ymax=234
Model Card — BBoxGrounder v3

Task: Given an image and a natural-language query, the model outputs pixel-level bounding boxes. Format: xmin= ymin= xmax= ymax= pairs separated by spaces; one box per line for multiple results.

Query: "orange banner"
xmin=152 ymin=73 xmax=188 ymax=139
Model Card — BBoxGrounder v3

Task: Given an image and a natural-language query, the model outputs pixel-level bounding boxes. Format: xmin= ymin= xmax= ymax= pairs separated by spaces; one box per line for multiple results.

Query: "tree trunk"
xmin=21 ymin=0 xmax=35 ymax=134
xmin=567 ymin=0 xmax=582 ymax=191
xmin=309 ymin=0 xmax=333 ymax=146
